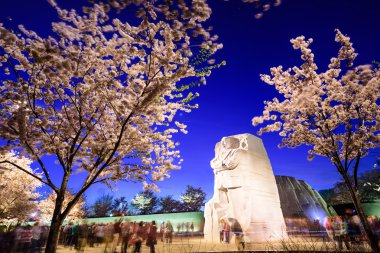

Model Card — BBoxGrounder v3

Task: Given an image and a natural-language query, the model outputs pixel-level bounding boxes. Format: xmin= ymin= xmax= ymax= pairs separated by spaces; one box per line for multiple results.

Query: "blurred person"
xmin=146 ymin=221 xmax=157 ymax=253
xmin=323 ymin=216 xmax=334 ymax=243
xmin=121 ymin=220 xmax=131 ymax=253
xmin=369 ymin=215 xmax=380 ymax=239
xmin=219 ymin=220 xmax=224 ymax=243
xmin=347 ymin=215 xmax=364 ymax=251
xmin=12 ymin=224 xmax=23 ymax=252
xmin=104 ymin=222 xmax=115 ymax=253
xmin=95 ymin=223 xmax=105 ymax=245
xmin=190 ymin=222 xmax=194 ymax=235
xmin=72 ymin=223 xmax=80 ymax=250
xmin=229 ymin=218 xmax=244 ymax=251
xmin=131 ymin=221 xmax=145 ymax=253
xmin=111 ymin=219 xmax=122 ymax=253
xmin=1 ymin=225 xmax=15 ymax=253
xmin=165 ymin=221 xmax=173 ymax=243
xmin=18 ymin=225 xmax=32 ymax=253
xmin=159 ymin=222 xmax=165 ymax=242
xmin=31 ymin=222 xmax=42 ymax=253
xmin=331 ymin=216 xmax=350 ymax=251
xmin=88 ymin=222 xmax=96 ymax=247
xmin=223 ymin=220 xmax=230 ymax=244
xmin=76 ymin=221 xmax=89 ymax=252
xmin=63 ymin=223 xmax=72 ymax=247
xmin=40 ymin=225 xmax=49 ymax=248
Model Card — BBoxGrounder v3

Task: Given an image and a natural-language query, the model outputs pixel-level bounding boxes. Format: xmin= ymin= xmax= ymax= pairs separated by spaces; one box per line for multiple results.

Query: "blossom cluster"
xmin=38 ymin=191 xmax=85 ymax=222
xmin=253 ymin=29 xmax=379 ymax=169
xmin=0 ymin=0 xmax=221 ymax=197
xmin=0 ymin=152 xmax=42 ymax=222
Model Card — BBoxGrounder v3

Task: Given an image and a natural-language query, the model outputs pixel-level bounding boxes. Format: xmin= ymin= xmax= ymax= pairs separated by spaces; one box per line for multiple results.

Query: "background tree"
xmin=360 ymin=169 xmax=380 ymax=202
xmin=158 ymin=195 xmax=181 ymax=213
xmin=0 ymin=152 xmax=41 ymax=223
xmin=39 ymin=191 xmax=85 ymax=223
xmin=329 ymin=169 xmax=380 ymax=205
xmin=179 ymin=185 xmax=206 ymax=212
xmin=83 ymin=204 xmax=94 ymax=218
xmin=0 ymin=0 xmax=221 ymax=251
xmin=112 ymin=196 xmax=128 ymax=216
xmin=253 ymin=30 xmax=380 ymax=251
xmin=92 ymin=194 xmax=114 ymax=217
xmin=131 ymin=190 xmax=159 ymax=215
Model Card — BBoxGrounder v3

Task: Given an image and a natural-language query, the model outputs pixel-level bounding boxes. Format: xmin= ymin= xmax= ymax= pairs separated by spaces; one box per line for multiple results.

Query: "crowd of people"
xmin=217 ymin=215 xmax=380 ymax=251
xmin=0 ymin=222 xmax=49 ymax=253
xmin=58 ymin=219 xmax=180 ymax=253
xmin=323 ymin=214 xmax=380 ymax=251
xmin=218 ymin=218 xmax=245 ymax=251
xmin=0 ymin=219 xmax=197 ymax=253
xmin=0 ymin=215 xmax=379 ymax=252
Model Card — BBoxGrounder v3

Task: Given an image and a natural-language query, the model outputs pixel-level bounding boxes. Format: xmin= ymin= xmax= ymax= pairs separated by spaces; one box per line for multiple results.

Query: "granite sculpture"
xmin=204 ymin=134 xmax=288 ymax=243
xmin=275 ymin=175 xmax=336 ymax=221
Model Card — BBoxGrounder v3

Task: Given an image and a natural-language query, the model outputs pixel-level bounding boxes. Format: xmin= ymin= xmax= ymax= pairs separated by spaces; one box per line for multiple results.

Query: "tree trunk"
xmin=341 ymin=172 xmax=380 ymax=253
xmin=44 ymin=194 xmax=65 ymax=253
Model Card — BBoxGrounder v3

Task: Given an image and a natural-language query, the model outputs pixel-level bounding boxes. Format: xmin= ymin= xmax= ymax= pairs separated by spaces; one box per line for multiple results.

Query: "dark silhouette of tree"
xmin=330 ymin=169 xmax=380 ymax=205
xmin=93 ymin=194 xmax=113 ymax=217
xmin=112 ymin=197 xmax=128 ymax=216
xmin=179 ymin=185 xmax=206 ymax=212
xmin=159 ymin=195 xmax=181 ymax=213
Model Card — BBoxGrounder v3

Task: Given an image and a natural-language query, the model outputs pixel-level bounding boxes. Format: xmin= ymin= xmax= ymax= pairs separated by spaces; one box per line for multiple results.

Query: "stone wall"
xmin=275 ymin=175 xmax=336 ymax=221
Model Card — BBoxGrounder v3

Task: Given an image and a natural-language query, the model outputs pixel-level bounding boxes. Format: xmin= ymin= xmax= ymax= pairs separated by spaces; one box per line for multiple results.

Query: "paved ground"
xmin=55 ymin=236 xmax=372 ymax=253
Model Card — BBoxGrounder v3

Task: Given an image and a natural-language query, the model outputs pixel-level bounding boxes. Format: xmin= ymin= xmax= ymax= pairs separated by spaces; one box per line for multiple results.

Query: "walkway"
xmin=56 ymin=236 xmax=371 ymax=252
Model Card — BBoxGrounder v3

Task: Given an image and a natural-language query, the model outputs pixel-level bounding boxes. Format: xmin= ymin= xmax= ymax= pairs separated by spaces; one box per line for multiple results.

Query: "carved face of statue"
xmin=222 ymin=137 xmax=240 ymax=149
xmin=211 ymin=136 xmax=249 ymax=171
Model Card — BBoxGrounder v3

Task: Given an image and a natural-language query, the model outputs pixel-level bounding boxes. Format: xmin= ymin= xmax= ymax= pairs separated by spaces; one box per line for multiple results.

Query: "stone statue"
xmin=275 ymin=175 xmax=336 ymax=221
xmin=204 ymin=134 xmax=288 ymax=243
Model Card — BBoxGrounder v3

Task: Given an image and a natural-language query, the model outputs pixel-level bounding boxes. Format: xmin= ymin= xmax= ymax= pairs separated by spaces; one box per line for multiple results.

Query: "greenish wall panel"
xmin=81 ymin=212 xmax=205 ymax=232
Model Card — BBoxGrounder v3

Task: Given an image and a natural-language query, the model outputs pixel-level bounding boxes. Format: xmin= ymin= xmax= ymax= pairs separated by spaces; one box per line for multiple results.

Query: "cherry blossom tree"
xmin=39 ymin=190 xmax=85 ymax=223
xmin=242 ymin=0 xmax=282 ymax=19
xmin=131 ymin=190 xmax=159 ymax=214
xmin=0 ymin=0 xmax=221 ymax=251
xmin=0 ymin=151 xmax=41 ymax=224
xmin=253 ymin=29 xmax=380 ymax=251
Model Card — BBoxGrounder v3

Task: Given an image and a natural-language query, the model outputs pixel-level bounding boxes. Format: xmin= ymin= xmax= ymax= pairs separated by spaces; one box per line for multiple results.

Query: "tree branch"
xmin=0 ymin=160 xmax=55 ymax=190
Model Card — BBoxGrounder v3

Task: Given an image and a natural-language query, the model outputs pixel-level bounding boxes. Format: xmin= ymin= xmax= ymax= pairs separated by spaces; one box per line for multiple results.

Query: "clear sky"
xmin=1 ymin=0 xmax=379 ymax=204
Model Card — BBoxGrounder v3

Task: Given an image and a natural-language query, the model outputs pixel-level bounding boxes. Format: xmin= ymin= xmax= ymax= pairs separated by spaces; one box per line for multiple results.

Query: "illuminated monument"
xmin=204 ymin=134 xmax=288 ymax=243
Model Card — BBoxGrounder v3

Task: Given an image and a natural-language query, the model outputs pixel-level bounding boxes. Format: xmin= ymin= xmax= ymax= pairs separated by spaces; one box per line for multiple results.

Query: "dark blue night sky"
xmin=1 ymin=0 xmax=379 ymax=204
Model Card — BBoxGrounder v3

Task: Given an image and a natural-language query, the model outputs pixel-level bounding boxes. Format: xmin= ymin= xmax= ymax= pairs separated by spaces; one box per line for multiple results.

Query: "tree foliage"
xmin=179 ymin=185 xmax=206 ymax=212
xmin=131 ymin=190 xmax=159 ymax=215
xmin=330 ymin=169 xmax=380 ymax=205
xmin=0 ymin=152 xmax=41 ymax=223
xmin=39 ymin=190 xmax=85 ymax=222
xmin=253 ymin=29 xmax=380 ymax=252
xmin=0 ymin=0 xmax=221 ymax=251
xmin=92 ymin=194 xmax=114 ymax=217
xmin=158 ymin=195 xmax=181 ymax=213
xmin=112 ymin=196 xmax=128 ymax=216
